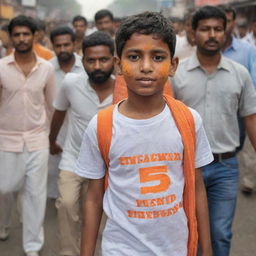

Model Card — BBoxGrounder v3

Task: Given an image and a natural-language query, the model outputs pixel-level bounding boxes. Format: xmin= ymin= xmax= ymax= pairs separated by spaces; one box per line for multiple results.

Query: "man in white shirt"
xmin=48 ymin=26 xmax=84 ymax=199
xmin=175 ymin=10 xmax=196 ymax=60
xmin=94 ymin=9 xmax=115 ymax=38
xmin=49 ymin=31 xmax=115 ymax=256
xmin=0 ymin=15 xmax=55 ymax=256
xmin=72 ymin=15 xmax=88 ymax=56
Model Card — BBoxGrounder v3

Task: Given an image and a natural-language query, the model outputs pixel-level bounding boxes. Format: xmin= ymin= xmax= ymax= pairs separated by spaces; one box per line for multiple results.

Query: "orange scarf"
xmin=97 ymin=78 xmax=197 ymax=256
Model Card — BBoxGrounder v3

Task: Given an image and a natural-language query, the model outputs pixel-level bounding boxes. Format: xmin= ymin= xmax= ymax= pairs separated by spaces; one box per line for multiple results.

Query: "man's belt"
xmin=212 ymin=152 xmax=236 ymax=163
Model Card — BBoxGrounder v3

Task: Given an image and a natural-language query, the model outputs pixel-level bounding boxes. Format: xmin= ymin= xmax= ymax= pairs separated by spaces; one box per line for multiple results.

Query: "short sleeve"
xmin=190 ymin=108 xmax=214 ymax=168
xmin=75 ymin=115 xmax=106 ymax=179
xmin=238 ymin=71 xmax=256 ymax=117
xmin=53 ymin=76 xmax=70 ymax=111
xmin=248 ymin=45 xmax=256 ymax=87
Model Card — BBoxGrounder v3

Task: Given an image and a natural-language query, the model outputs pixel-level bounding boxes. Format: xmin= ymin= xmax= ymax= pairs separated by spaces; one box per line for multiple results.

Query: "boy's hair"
xmin=82 ymin=31 xmax=114 ymax=56
xmin=50 ymin=26 xmax=76 ymax=43
xmin=95 ymin=9 xmax=114 ymax=22
xmin=115 ymin=12 xmax=176 ymax=58
xmin=192 ymin=5 xmax=227 ymax=30
xmin=219 ymin=5 xmax=236 ymax=20
xmin=72 ymin=15 xmax=88 ymax=26
xmin=8 ymin=15 xmax=37 ymax=35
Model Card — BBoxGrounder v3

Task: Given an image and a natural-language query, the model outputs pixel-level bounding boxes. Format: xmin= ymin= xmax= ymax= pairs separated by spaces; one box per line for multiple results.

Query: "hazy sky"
xmin=77 ymin=0 xmax=114 ymax=20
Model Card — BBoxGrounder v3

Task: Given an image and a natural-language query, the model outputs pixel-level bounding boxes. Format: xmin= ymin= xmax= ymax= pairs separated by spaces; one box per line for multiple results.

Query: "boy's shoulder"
xmin=95 ymin=102 xmax=202 ymax=135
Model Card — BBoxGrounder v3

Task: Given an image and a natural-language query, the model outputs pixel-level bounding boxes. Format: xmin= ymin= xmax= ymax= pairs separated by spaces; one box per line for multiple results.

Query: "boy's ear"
xmin=169 ymin=57 xmax=179 ymax=77
xmin=114 ymin=56 xmax=122 ymax=75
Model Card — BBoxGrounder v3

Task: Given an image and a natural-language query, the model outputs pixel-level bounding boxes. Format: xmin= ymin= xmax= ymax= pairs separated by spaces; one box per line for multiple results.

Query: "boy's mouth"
xmin=136 ymin=77 xmax=156 ymax=82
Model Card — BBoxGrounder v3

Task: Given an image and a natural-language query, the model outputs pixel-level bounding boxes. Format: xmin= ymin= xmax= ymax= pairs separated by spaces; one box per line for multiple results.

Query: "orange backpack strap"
xmin=97 ymin=94 xmax=197 ymax=256
xmin=97 ymin=104 xmax=115 ymax=189
xmin=113 ymin=75 xmax=173 ymax=103
xmin=164 ymin=94 xmax=197 ymax=256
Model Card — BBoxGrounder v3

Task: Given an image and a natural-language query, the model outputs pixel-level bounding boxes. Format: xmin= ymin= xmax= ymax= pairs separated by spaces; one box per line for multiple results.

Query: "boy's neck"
xmin=119 ymin=91 xmax=166 ymax=119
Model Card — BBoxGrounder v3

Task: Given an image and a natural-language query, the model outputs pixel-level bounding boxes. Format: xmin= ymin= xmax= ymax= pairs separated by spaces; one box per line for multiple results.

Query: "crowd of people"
xmin=0 ymin=5 xmax=255 ymax=256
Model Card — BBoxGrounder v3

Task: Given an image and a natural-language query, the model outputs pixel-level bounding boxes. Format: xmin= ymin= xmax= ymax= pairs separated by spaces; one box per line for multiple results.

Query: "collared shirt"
xmin=0 ymin=53 xmax=56 ymax=152
xmin=223 ymin=36 xmax=256 ymax=87
xmin=50 ymin=53 xmax=84 ymax=90
xmin=50 ymin=53 xmax=84 ymax=146
xmin=171 ymin=53 xmax=256 ymax=153
xmin=54 ymin=72 xmax=113 ymax=172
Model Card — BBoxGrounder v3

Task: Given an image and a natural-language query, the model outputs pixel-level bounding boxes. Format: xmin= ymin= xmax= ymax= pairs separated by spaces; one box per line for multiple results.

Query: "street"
xmin=1 ymin=182 xmax=256 ymax=256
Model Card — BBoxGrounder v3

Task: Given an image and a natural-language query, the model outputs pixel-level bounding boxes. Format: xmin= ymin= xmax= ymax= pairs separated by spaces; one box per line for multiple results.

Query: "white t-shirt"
xmin=75 ymin=104 xmax=213 ymax=256
xmin=54 ymin=72 xmax=113 ymax=172
xmin=50 ymin=53 xmax=84 ymax=146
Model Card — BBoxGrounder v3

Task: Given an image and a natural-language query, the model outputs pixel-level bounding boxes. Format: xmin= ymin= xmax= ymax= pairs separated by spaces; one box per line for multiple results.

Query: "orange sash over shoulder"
xmin=97 ymin=78 xmax=197 ymax=256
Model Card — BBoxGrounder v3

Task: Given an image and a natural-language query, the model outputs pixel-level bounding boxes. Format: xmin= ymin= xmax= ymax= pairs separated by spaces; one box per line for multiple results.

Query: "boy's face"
xmin=116 ymin=33 xmax=178 ymax=97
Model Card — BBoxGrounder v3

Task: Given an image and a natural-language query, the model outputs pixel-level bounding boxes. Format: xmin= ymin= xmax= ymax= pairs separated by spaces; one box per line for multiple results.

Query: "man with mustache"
xmin=0 ymin=15 xmax=55 ymax=256
xmin=49 ymin=31 xmax=114 ymax=256
xmin=171 ymin=6 xmax=256 ymax=256
xmin=47 ymin=26 xmax=84 ymax=199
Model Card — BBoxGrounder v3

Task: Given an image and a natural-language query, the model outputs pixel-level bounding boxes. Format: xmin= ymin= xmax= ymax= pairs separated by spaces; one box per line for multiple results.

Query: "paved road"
xmin=1 ymin=185 xmax=256 ymax=256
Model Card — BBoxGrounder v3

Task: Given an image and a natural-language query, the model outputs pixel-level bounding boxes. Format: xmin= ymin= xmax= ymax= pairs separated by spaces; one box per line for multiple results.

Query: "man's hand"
xmin=50 ymin=142 xmax=63 ymax=155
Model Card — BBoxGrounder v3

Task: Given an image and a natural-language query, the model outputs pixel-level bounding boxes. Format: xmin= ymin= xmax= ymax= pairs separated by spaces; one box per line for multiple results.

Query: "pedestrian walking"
xmin=75 ymin=12 xmax=213 ymax=256
xmin=0 ymin=15 xmax=56 ymax=256
xmin=171 ymin=6 xmax=256 ymax=256
xmin=49 ymin=31 xmax=115 ymax=256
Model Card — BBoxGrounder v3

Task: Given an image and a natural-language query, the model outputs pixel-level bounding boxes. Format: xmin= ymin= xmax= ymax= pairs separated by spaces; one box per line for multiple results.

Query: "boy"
xmin=75 ymin=12 xmax=213 ymax=256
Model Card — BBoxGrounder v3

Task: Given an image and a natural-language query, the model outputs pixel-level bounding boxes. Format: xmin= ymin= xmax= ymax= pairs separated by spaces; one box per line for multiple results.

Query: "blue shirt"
xmin=223 ymin=37 xmax=256 ymax=87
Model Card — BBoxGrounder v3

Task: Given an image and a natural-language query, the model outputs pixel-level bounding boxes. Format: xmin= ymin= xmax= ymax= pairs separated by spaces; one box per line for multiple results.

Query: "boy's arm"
xmin=195 ymin=168 xmax=212 ymax=256
xmin=81 ymin=177 xmax=105 ymax=256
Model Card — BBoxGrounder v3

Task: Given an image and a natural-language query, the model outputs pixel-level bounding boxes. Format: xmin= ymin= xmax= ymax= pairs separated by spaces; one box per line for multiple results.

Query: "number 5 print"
xmin=139 ymin=165 xmax=171 ymax=194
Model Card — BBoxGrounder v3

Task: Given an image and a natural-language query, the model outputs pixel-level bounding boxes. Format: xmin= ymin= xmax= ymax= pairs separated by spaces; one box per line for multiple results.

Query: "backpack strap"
xmin=97 ymin=104 xmax=115 ymax=189
xmin=163 ymin=94 xmax=197 ymax=256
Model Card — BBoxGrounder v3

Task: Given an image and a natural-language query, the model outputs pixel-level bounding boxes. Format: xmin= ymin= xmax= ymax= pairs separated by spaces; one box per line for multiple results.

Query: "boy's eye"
xmin=128 ymin=55 xmax=139 ymax=61
xmin=153 ymin=55 xmax=165 ymax=62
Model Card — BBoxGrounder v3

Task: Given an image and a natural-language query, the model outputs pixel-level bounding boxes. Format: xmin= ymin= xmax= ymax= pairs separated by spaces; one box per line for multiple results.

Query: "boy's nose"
xmin=140 ymin=58 xmax=153 ymax=73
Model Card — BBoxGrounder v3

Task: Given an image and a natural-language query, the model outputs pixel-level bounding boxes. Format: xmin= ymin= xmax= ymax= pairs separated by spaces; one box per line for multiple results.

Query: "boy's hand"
xmin=50 ymin=142 xmax=62 ymax=155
